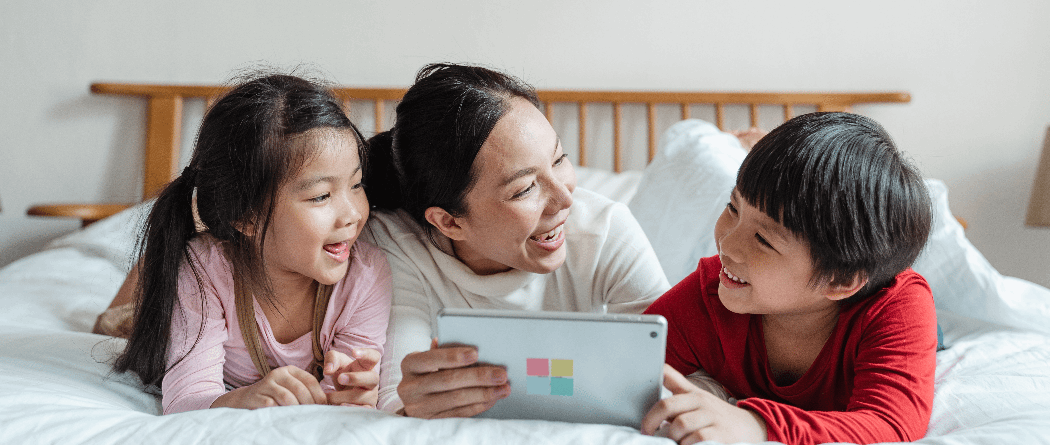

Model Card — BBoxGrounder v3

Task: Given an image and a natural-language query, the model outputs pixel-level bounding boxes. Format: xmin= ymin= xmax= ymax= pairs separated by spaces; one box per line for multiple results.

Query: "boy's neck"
xmin=761 ymin=304 xmax=840 ymax=343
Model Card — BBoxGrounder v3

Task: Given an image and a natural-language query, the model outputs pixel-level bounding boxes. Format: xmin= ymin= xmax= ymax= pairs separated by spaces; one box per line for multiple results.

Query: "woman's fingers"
xmin=401 ymin=346 xmax=479 ymax=375
xmin=406 ymin=383 xmax=511 ymax=418
xmin=402 ymin=363 xmax=507 ymax=396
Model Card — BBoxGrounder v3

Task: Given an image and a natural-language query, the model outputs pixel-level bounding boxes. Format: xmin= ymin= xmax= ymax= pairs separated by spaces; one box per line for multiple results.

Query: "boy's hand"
xmin=212 ymin=365 xmax=327 ymax=409
xmin=323 ymin=348 xmax=381 ymax=408
xmin=641 ymin=365 xmax=767 ymax=444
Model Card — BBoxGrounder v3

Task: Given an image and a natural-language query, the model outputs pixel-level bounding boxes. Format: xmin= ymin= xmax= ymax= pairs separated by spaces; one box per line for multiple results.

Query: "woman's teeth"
xmin=530 ymin=224 xmax=563 ymax=242
xmin=723 ymin=267 xmax=748 ymax=284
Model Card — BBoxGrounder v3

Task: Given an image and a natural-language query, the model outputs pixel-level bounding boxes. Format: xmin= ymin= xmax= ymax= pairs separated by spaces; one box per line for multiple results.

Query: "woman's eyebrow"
xmin=498 ymin=137 xmax=562 ymax=187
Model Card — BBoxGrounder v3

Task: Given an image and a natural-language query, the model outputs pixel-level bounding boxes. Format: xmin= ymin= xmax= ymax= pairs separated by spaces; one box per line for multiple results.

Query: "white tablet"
xmin=436 ymin=308 xmax=667 ymax=427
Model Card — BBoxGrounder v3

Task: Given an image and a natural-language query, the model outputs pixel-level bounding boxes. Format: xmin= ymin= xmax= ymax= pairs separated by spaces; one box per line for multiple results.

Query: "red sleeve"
xmin=738 ymin=270 xmax=938 ymax=445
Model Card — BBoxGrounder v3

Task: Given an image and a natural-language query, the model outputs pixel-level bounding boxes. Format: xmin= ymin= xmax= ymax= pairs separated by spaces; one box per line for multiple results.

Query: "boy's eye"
xmin=726 ymin=202 xmax=737 ymax=213
xmin=755 ymin=233 xmax=774 ymax=249
xmin=309 ymin=193 xmax=330 ymax=203
xmin=553 ymin=153 xmax=568 ymax=166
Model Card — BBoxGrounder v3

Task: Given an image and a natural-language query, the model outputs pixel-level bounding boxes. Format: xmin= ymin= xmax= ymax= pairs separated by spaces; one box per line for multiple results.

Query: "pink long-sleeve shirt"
xmin=161 ymin=236 xmax=392 ymax=414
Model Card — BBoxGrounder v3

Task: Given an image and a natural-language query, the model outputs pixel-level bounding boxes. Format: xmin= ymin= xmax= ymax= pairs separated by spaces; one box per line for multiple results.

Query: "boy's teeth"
xmin=723 ymin=267 xmax=748 ymax=284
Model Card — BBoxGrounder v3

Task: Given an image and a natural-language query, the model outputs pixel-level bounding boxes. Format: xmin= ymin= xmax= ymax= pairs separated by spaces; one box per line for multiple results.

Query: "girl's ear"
xmin=232 ymin=217 xmax=257 ymax=238
xmin=825 ymin=273 xmax=868 ymax=301
xmin=424 ymin=206 xmax=466 ymax=241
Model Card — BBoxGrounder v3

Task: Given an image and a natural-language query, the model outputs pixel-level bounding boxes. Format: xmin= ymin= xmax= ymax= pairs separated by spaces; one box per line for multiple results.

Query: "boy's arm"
xmin=739 ymin=275 xmax=938 ymax=444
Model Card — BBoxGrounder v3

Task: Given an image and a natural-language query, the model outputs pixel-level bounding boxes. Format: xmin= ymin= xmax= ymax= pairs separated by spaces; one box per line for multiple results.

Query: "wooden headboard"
xmin=27 ymin=83 xmax=910 ymax=225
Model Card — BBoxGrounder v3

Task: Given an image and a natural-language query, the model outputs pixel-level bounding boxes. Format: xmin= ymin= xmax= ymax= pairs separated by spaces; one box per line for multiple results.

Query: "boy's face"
xmin=713 ymin=188 xmax=844 ymax=317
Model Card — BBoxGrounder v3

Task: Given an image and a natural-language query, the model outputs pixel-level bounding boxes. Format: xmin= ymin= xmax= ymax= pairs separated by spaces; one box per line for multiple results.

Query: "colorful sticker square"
xmin=550 ymin=359 xmax=573 ymax=377
xmin=550 ymin=377 xmax=574 ymax=396
xmin=526 ymin=358 xmax=549 ymax=376
xmin=526 ymin=376 xmax=550 ymax=395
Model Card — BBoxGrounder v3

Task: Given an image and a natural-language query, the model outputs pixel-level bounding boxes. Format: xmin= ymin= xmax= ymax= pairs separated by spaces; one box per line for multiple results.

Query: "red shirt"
xmin=644 ymin=255 xmax=937 ymax=444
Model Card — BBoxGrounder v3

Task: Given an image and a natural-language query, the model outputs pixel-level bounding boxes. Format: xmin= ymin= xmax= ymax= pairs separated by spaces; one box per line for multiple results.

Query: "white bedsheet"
xmin=1 ymin=159 xmax=1049 ymax=444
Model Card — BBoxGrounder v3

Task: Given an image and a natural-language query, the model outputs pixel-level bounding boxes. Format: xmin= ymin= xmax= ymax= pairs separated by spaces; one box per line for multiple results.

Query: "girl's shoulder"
xmin=184 ymin=234 xmax=229 ymax=268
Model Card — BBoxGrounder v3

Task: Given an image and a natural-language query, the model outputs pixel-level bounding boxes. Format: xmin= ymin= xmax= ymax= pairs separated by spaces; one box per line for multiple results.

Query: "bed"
xmin=2 ymin=84 xmax=1049 ymax=445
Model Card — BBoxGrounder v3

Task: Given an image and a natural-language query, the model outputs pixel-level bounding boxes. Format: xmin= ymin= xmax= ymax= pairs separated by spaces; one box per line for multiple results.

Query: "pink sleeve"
xmin=161 ymin=242 xmax=232 ymax=414
xmin=319 ymin=242 xmax=393 ymax=392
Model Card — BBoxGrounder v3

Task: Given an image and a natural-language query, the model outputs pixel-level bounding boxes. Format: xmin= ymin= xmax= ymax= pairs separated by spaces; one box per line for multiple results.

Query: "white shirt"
xmin=361 ymin=188 xmax=670 ymax=413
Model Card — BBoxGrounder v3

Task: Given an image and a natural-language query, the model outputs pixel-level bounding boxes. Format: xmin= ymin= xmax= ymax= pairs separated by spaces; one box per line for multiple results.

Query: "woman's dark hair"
xmin=113 ymin=73 xmax=366 ymax=386
xmin=365 ymin=63 xmax=540 ymax=233
xmin=736 ymin=112 xmax=932 ymax=302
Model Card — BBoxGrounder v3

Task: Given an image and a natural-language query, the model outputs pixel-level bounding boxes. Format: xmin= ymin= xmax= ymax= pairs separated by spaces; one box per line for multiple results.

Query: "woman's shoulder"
xmin=566 ymin=187 xmax=636 ymax=233
xmin=362 ymin=210 xmax=427 ymax=251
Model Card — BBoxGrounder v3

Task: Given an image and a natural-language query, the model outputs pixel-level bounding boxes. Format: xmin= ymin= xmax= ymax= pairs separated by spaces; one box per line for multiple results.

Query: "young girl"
xmin=112 ymin=73 xmax=392 ymax=414
xmin=642 ymin=112 xmax=936 ymax=444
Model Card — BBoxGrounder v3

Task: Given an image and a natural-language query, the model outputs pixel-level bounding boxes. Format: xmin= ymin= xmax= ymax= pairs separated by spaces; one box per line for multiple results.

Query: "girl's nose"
xmin=338 ymin=195 xmax=362 ymax=227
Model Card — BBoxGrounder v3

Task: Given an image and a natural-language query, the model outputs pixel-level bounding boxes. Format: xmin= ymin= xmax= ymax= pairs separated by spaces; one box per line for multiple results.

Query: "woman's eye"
xmin=351 ymin=182 xmax=364 ymax=190
xmin=309 ymin=193 xmax=330 ymax=203
xmin=513 ymin=183 xmax=535 ymax=199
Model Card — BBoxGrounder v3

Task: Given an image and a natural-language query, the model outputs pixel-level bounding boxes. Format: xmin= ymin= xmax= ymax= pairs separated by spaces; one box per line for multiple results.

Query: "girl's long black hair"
xmin=113 ymin=72 xmax=365 ymax=386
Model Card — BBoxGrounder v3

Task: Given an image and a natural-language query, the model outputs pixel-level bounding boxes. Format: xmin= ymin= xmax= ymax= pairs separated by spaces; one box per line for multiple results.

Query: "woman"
xmin=96 ymin=63 xmax=670 ymax=419
xmin=361 ymin=63 xmax=668 ymax=417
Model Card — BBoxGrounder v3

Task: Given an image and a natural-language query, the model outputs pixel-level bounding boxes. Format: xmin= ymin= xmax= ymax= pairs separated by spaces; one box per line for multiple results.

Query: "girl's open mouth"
xmin=324 ymin=241 xmax=351 ymax=262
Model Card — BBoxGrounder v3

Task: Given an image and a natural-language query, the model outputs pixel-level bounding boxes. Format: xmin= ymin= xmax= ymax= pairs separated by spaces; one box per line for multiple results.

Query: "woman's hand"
xmin=397 ymin=338 xmax=511 ymax=418
xmin=324 ymin=348 xmax=381 ymax=408
xmin=211 ymin=365 xmax=327 ymax=409
xmin=641 ymin=365 xmax=767 ymax=445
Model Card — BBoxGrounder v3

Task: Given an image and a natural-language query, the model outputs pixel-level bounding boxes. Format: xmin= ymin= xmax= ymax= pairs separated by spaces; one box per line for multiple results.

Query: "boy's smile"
xmin=714 ymin=189 xmax=846 ymax=319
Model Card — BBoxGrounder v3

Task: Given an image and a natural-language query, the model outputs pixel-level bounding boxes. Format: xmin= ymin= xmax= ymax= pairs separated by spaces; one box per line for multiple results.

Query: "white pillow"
xmin=912 ymin=180 xmax=1050 ymax=335
xmin=629 ymin=119 xmax=1050 ymax=336
xmin=628 ymin=119 xmax=746 ymax=284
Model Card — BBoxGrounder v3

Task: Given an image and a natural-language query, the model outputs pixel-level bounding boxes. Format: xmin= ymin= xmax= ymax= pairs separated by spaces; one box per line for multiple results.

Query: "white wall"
xmin=3 ymin=0 xmax=1050 ymax=287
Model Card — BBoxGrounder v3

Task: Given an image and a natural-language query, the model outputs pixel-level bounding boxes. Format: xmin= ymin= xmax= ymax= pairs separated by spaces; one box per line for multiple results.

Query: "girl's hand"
xmin=211 ymin=365 xmax=327 ymax=409
xmin=397 ymin=338 xmax=511 ymax=418
xmin=641 ymin=365 xmax=767 ymax=445
xmin=323 ymin=348 xmax=381 ymax=408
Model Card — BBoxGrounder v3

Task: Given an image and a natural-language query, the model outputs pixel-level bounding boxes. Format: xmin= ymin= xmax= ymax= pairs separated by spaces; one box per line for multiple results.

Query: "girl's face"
xmin=263 ymin=129 xmax=369 ymax=291
xmin=713 ymin=189 xmax=842 ymax=318
xmin=445 ymin=97 xmax=576 ymax=275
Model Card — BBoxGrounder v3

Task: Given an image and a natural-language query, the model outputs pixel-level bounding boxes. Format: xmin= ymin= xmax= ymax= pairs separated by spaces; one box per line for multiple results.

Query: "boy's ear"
xmin=424 ymin=206 xmax=466 ymax=241
xmin=825 ymin=273 xmax=868 ymax=301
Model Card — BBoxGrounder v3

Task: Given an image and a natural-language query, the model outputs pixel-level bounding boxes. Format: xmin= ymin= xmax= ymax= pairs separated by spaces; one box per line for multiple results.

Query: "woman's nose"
xmin=545 ymin=178 xmax=574 ymax=214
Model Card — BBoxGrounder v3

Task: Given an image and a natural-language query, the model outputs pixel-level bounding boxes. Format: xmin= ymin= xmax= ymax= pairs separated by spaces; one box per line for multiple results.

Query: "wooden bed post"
xmin=143 ymin=95 xmax=183 ymax=199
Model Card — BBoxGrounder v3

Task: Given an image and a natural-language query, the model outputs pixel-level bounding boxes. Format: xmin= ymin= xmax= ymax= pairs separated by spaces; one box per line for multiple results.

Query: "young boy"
xmin=641 ymin=112 xmax=937 ymax=445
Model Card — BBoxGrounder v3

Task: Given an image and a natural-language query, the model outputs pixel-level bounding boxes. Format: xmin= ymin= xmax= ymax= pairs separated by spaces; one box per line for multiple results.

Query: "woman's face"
xmin=445 ymin=97 xmax=576 ymax=275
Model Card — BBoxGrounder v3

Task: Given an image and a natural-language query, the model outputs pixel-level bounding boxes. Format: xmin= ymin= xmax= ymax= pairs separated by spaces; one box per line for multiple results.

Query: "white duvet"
xmin=2 ymin=120 xmax=1049 ymax=444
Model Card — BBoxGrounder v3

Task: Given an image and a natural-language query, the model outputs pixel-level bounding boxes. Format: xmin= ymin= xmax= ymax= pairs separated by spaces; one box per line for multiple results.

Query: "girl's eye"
xmin=513 ymin=183 xmax=535 ymax=199
xmin=755 ymin=233 xmax=774 ymax=249
xmin=351 ymin=182 xmax=364 ymax=190
xmin=309 ymin=193 xmax=330 ymax=203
